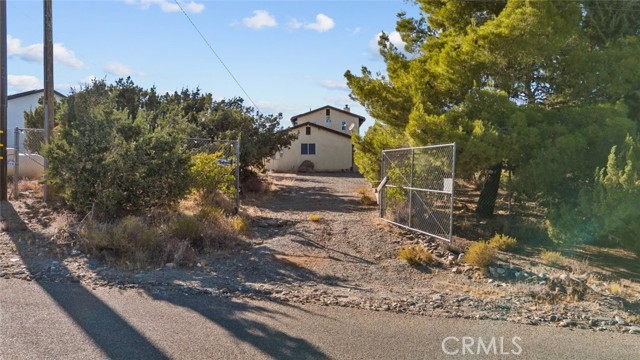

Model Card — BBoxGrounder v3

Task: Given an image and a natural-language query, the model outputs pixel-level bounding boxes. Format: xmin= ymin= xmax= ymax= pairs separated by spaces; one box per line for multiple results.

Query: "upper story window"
xmin=325 ymin=117 xmax=331 ymax=124
xmin=341 ymin=121 xmax=348 ymax=131
xmin=325 ymin=108 xmax=330 ymax=116
xmin=306 ymin=126 xmax=311 ymax=135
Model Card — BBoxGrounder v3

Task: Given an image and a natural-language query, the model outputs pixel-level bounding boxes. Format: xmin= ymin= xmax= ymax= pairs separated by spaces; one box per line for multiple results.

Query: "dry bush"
xmin=568 ymin=258 xmax=591 ymax=276
xmin=157 ymin=237 xmax=197 ymax=267
xmin=464 ymin=241 xmax=496 ymax=268
xmin=80 ymin=216 xmax=158 ymax=270
xmin=398 ymin=245 xmax=434 ymax=266
xmin=309 ymin=214 xmax=321 ymax=222
xmin=17 ymin=180 xmax=43 ymax=197
xmin=540 ymin=250 xmax=566 ymax=266
xmin=609 ymin=282 xmax=626 ymax=296
xmin=488 ymin=233 xmax=518 ymax=252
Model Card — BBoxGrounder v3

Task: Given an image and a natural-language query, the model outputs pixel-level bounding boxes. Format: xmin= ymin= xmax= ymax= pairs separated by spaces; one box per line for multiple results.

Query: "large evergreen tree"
xmin=346 ymin=0 xmax=640 ymax=217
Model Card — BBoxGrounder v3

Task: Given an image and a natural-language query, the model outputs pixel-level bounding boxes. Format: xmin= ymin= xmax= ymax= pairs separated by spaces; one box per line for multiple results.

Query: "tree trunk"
xmin=475 ymin=162 xmax=503 ymax=218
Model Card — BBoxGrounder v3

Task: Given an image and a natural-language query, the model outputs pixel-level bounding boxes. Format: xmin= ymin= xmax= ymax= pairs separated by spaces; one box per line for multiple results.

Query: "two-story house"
xmin=266 ymin=105 xmax=365 ymax=172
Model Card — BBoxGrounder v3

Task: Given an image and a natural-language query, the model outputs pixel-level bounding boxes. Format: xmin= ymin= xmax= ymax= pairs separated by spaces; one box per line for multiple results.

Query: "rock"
xmin=538 ymin=272 xmax=548 ymax=280
xmin=629 ymin=326 xmax=640 ymax=334
xmin=164 ymin=263 xmax=175 ymax=269
xmin=489 ymin=267 xmax=498 ymax=277
xmin=298 ymin=160 xmax=315 ymax=173
xmin=559 ymin=273 xmax=570 ymax=281
xmin=431 ymin=294 xmax=442 ymax=301
xmin=560 ymin=320 xmax=575 ymax=327
xmin=451 ymin=267 xmax=460 ymax=274
xmin=549 ymin=314 xmax=559 ymax=322
xmin=615 ymin=316 xmax=629 ymax=326
xmin=496 ymin=267 xmax=506 ymax=275
xmin=457 ymin=253 xmax=465 ymax=262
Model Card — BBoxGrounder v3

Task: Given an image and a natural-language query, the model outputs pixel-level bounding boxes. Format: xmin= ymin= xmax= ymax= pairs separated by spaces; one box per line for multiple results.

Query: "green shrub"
xmin=464 ymin=241 xmax=496 ymax=268
xmin=548 ymin=135 xmax=640 ymax=254
xmin=44 ymin=81 xmax=191 ymax=219
xmin=398 ymin=245 xmax=434 ymax=266
xmin=190 ymin=152 xmax=236 ymax=198
xmin=488 ymin=233 xmax=518 ymax=251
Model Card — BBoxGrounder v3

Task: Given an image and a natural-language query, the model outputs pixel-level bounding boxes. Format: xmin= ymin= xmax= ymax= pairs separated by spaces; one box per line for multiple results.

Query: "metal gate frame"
xmin=379 ymin=143 xmax=456 ymax=242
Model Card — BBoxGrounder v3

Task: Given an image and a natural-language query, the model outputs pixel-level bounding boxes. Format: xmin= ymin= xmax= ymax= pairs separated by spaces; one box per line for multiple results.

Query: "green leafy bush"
xmin=44 ymin=81 xmax=191 ymax=219
xmin=488 ymin=233 xmax=518 ymax=251
xmin=464 ymin=241 xmax=496 ymax=268
xmin=190 ymin=152 xmax=236 ymax=198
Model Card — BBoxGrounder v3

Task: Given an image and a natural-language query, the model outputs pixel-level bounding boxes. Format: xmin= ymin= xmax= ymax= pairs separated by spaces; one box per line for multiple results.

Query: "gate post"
xmin=408 ymin=148 xmax=414 ymax=228
xmin=13 ymin=127 xmax=19 ymax=199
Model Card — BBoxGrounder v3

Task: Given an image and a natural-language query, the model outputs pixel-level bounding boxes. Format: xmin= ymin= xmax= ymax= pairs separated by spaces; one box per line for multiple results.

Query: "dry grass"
xmin=14 ymin=180 xmax=44 ymax=198
xmin=464 ymin=241 xmax=497 ymax=268
xmin=540 ymin=250 xmax=566 ymax=267
xmin=488 ymin=233 xmax=518 ymax=252
xmin=309 ymin=214 xmax=322 ymax=222
xmin=609 ymin=282 xmax=626 ymax=296
xmin=398 ymin=245 xmax=434 ymax=266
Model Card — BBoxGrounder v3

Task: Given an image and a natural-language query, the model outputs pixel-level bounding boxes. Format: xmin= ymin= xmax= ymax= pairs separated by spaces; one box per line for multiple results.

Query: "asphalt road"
xmin=0 ymin=279 xmax=638 ymax=360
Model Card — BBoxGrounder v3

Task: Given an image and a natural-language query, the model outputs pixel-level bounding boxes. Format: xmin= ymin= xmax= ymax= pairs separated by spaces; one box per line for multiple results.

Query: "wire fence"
xmin=380 ymin=143 xmax=456 ymax=242
xmin=11 ymin=128 xmax=46 ymax=199
xmin=186 ymin=138 xmax=241 ymax=214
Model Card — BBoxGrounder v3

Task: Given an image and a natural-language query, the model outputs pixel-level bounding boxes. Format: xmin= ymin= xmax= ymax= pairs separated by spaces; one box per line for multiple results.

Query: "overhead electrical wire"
xmin=173 ymin=0 xmax=261 ymax=112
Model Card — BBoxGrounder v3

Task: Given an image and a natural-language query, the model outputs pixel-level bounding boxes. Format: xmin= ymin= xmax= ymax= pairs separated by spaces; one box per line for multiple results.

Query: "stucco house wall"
xmin=267 ymin=123 xmax=354 ymax=172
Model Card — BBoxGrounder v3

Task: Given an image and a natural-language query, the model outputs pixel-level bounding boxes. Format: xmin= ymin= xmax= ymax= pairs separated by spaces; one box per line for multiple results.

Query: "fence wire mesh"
xmin=11 ymin=128 xmax=46 ymax=199
xmin=380 ymin=143 xmax=456 ymax=241
xmin=186 ymin=138 xmax=241 ymax=213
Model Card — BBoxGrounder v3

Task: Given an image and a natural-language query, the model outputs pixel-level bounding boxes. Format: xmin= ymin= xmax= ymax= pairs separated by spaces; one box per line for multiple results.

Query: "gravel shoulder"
xmin=1 ymin=173 xmax=639 ymax=336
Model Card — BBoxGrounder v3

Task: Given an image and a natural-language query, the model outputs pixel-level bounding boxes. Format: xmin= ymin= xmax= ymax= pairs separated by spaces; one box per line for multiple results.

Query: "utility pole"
xmin=43 ymin=0 xmax=53 ymax=202
xmin=1 ymin=0 xmax=8 ymax=202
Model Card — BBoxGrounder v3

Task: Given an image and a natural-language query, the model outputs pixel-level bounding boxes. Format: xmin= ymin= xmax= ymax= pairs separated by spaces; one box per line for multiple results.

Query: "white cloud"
xmin=304 ymin=13 xmax=335 ymax=32
xmin=319 ymin=80 xmax=348 ymax=91
xmin=125 ymin=0 xmax=205 ymax=14
xmin=347 ymin=27 xmax=361 ymax=35
xmin=104 ymin=62 xmax=145 ymax=77
xmin=287 ymin=18 xmax=303 ymax=30
xmin=8 ymin=75 xmax=42 ymax=93
xmin=8 ymin=35 xmax=84 ymax=69
xmin=368 ymin=31 xmax=408 ymax=59
xmin=242 ymin=10 xmax=277 ymax=29
xmin=254 ymin=100 xmax=297 ymax=116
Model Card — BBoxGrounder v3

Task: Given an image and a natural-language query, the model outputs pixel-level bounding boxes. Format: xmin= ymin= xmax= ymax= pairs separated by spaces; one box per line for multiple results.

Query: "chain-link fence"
xmin=380 ymin=143 xmax=456 ymax=241
xmin=186 ymin=138 xmax=241 ymax=214
xmin=11 ymin=128 xmax=46 ymax=199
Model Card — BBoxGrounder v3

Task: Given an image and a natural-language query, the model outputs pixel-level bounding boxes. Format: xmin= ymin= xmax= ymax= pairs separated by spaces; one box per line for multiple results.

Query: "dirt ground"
xmin=1 ymin=173 xmax=639 ymax=334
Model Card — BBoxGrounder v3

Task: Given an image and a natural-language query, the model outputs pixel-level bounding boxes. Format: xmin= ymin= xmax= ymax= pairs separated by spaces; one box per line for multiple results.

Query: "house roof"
xmin=289 ymin=122 xmax=352 ymax=139
xmin=8 ymin=89 xmax=67 ymax=101
xmin=291 ymin=105 xmax=366 ymax=126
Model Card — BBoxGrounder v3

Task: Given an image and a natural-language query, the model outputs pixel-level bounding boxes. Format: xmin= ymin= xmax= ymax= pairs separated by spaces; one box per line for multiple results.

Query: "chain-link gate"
xmin=186 ymin=138 xmax=241 ymax=214
xmin=379 ymin=143 xmax=456 ymax=242
xmin=12 ymin=128 xmax=46 ymax=199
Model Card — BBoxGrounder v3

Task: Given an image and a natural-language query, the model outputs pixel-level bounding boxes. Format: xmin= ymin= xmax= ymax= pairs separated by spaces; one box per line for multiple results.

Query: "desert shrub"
xmin=44 ymin=81 xmax=191 ymax=219
xmin=309 ymin=214 xmax=321 ymax=222
xmin=464 ymin=241 xmax=496 ymax=268
xmin=80 ymin=216 xmax=158 ymax=269
xmin=398 ymin=245 xmax=434 ymax=266
xmin=231 ymin=216 xmax=249 ymax=233
xmin=168 ymin=215 xmax=204 ymax=243
xmin=540 ymin=250 xmax=566 ymax=266
xmin=196 ymin=205 xmax=225 ymax=222
xmin=190 ymin=152 xmax=236 ymax=198
xmin=158 ymin=237 xmax=197 ymax=267
xmin=488 ymin=233 xmax=518 ymax=252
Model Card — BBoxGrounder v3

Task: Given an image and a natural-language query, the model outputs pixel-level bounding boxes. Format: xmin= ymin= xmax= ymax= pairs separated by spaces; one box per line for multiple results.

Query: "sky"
xmin=5 ymin=0 xmax=419 ymax=131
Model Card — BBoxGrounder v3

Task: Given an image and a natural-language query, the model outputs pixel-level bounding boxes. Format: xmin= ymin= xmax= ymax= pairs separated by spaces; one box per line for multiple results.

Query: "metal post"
xmin=234 ymin=139 xmax=240 ymax=214
xmin=408 ymin=148 xmax=414 ymax=228
xmin=43 ymin=0 xmax=54 ymax=203
xmin=449 ymin=143 xmax=456 ymax=242
xmin=380 ymin=152 xmax=385 ymax=218
xmin=0 ymin=0 xmax=7 ymax=202
xmin=13 ymin=127 xmax=19 ymax=199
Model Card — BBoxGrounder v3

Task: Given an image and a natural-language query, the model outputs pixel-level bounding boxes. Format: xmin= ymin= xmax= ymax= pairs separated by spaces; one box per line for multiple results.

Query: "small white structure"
xmin=7 ymin=89 xmax=66 ymax=149
xmin=7 ymin=148 xmax=45 ymax=179
xmin=266 ymin=105 xmax=366 ymax=172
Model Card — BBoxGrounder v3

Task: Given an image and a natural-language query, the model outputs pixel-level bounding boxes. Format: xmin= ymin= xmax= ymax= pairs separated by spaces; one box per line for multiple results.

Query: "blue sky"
xmin=6 ymin=0 xmax=418 ymax=130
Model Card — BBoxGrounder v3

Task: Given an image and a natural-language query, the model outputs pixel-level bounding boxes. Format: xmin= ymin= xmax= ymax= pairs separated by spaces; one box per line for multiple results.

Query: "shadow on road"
xmin=149 ymin=292 xmax=328 ymax=360
xmin=2 ymin=201 xmax=329 ymax=359
xmin=2 ymin=201 xmax=169 ymax=359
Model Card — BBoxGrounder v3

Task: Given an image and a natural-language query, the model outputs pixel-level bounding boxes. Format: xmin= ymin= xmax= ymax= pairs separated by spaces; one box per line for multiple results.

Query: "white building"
xmin=7 ymin=89 xmax=66 ymax=149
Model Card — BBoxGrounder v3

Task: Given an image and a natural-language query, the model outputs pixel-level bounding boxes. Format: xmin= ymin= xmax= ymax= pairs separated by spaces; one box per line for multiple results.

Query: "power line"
xmin=173 ymin=0 xmax=261 ymax=112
